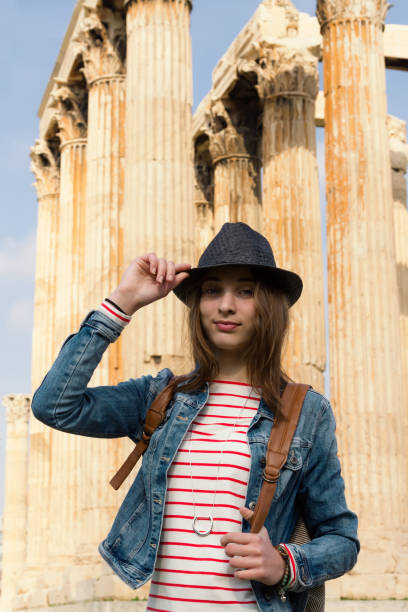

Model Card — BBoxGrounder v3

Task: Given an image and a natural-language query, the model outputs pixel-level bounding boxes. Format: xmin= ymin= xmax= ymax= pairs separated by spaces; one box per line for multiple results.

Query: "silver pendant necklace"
xmin=188 ymin=385 xmax=253 ymax=537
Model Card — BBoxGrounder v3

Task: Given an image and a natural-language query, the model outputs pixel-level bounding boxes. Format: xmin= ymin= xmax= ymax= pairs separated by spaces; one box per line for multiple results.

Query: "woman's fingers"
xmin=141 ymin=252 xmax=157 ymax=275
xmin=156 ymin=258 xmax=167 ymax=284
xmin=239 ymin=507 xmax=254 ymax=522
xmin=166 ymin=261 xmax=175 ymax=283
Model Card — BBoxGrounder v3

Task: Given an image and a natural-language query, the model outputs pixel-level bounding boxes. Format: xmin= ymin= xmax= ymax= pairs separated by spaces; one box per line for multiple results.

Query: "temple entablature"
xmin=193 ymin=0 xmax=408 ymax=138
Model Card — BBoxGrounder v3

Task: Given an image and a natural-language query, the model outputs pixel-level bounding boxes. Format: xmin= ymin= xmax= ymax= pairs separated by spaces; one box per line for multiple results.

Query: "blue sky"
xmin=0 ymin=1 xmax=407 ymax=512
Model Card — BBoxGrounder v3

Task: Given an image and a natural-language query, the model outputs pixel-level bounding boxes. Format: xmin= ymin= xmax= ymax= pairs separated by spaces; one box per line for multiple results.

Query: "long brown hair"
xmin=178 ymin=272 xmax=291 ymax=415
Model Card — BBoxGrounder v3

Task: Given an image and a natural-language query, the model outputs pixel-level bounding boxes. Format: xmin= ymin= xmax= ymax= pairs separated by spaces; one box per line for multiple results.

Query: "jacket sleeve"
xmin=286 ymin=396 xmax=359 ymax=590
xmin=31 ymin=310 xmax=171 ymax=441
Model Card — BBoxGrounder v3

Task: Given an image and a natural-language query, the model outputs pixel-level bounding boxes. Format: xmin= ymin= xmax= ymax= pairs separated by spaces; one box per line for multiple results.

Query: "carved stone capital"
xmin=50 ymin=83 xmax=87 ymax=143
xmin=387 ymin=115 xmax=408 ymax=173
xmin=387 ymin=115 xmax=407 ymax=144
xmin=194 ymin=129 xmax=213 ymax=206
xmin=3 ymin=395 xmax=31 ymax=426
xmin=77 ymin=6 xmax=125 ymax=84
xmin=240 ymin=45 xmax=319 ymax=102
xmin=317 ymin=0 xmax=390 ymax=31
xmin=125 ymin=0 xmax=192 ymax=11
xmin=30 ymin=139 xmax=60 ymax=199
xmin=208 ymin=98 xmax=259 ymax=164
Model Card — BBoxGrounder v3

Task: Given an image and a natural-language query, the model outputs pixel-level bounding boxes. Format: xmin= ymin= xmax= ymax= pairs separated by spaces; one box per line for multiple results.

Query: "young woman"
xmin=32 ymin=222 xmax=359 ymax=611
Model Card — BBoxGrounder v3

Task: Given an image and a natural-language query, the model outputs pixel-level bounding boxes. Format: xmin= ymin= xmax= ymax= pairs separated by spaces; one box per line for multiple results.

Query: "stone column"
xmin=245 ymin=44 xmax=325 ymax=392
xmin=317 ymin=0 xmax=407 ymax=598
xmin=123 ymin=0 xmax=195 ymax=378
xmin=76 ymin=6 xmax=130 ymax=575
xmin=388 ymin=115 xmax=408 ymax=421
xmin=51 ymin=84 xmax=87 ymax=351
xmin=45 ymin=84 xmax=87 ymax=569
xmin=1 ymin=395 xmax=30 ymax=607
xmin=30 ymin=140 xmax=60 ymax=389
xmin=194 ymin=130 xmax=214 ymax=262
xmin=78 ymin=5 xmax=126 ymax=387
xmin=208 ymin=98 xmax=262 ymax=233
xmin=26 ymin=141 xmax=59 ymax=580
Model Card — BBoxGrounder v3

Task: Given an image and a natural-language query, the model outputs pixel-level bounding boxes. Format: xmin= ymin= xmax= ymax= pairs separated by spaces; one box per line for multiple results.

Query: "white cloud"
xmin=7 ymin=296 xmax=34 ymax=334
xmin=0 ymin=232 xmax=36 ymax=282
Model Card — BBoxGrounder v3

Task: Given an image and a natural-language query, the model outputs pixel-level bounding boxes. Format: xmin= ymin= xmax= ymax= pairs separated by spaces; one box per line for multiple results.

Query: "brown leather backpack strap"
xmin=109 ymin=377 xmax=178 ymax=490
xmin=250 ymin=383 xmax=311 ymax=533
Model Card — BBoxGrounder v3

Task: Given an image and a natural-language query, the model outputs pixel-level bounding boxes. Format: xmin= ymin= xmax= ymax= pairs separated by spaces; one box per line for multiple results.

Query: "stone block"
xmin=340 ymin=573 xmax=399 ymax=600
xmin=47 ymin=583 xmax=71 ymax=606
xmin=71 ymin=578 xmax=95 ymax=602
xmin=6 ymin=596 xmax=26 ymax=612
xmin=25 ymin=588 xmax=48 ymax=609
xmin=94 ymin=572 xmax=139 ymax=601
xmin=325 ymin=577 xmax=341 ymax=598
xmin=395 ymin=574 xmax=408 ymax=599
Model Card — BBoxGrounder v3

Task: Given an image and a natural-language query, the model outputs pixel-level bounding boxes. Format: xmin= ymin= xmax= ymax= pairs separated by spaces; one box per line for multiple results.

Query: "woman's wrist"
xmin=99 ymin=299 xmax=132 ymax=328
xmin=107 ymin=288 xmax=142 ymax=316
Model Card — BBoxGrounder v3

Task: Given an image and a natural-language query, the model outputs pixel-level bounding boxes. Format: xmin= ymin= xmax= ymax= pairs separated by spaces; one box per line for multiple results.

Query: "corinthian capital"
xmin=30 ymin=139 xmax=60 ymax=200
xmin=3 ymin=395 xmax=31 ymax=426
xmin=50 ymin=83 xmax=87 ymax=143
xmin=240 ymin=44 xmax=319 ymax=102
xmin=208 ymin=98 xmax=259 ymax=164
xmin=77 ymin=6 xmax=125 ymax=84
xmin=317 ymin=0 xmax=390 ymax=30
xmin=125 ymin=0 xmax=192 ymax=10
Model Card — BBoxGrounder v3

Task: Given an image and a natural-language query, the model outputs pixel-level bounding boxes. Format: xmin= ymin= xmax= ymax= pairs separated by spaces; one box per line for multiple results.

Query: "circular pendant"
xmin=192 ymin=515 xmax=213 ymax=537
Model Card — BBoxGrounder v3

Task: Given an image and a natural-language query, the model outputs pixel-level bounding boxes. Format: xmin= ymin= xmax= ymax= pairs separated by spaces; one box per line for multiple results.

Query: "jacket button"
xmin=248 ymin=501 xmax=256 ymax=510
xmin=264 ymin=588 xmax=273 ymax=601
xmin=260 ymin=456 xmax=266 ymax=467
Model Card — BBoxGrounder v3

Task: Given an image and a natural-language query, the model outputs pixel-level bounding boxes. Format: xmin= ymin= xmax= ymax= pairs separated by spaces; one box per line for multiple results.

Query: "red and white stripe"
xmin=147 ymin=381 xmax=261 ymax=611
xmin=98 ymin=299 xmax=132 ymax=327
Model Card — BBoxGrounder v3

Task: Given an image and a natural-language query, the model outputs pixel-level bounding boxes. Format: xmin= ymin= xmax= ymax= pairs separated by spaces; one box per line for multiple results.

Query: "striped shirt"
xmin=147 ymin=380 xmax=261 ymax=611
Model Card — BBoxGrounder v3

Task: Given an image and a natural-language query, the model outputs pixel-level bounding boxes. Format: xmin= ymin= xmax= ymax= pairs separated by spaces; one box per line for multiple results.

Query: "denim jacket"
xmin=32 ymin=310 xmax=359 ymax=612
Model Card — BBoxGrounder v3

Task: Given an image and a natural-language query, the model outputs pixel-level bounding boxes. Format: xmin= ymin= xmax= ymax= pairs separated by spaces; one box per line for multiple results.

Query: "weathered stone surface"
xmin=1 ymin=396 xmax=30 ymax=604
xmin=243 ymin=40 xmax=326 ymax=392
xmin=318 ymin=0 xmax=407 ymax=598
xmin=208 ymin=96 xmax=262 ymax=232
xmin=122 ymin=0 xmax=195 ymax=377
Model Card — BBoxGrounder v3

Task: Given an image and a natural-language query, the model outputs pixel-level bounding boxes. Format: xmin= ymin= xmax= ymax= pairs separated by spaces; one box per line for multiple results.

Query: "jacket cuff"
xmin=284 ymin=543 xmax=312 ymax=591
xmin=98 ymin=299 xmax=132 ymax=328
xmin=80 ymin=309 xmax=126 ymax=343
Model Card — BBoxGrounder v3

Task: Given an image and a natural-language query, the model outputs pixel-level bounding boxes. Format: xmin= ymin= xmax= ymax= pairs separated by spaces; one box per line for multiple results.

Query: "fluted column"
xmin=79 ymin=5 xmax=126 ymax=386
xmin=51 ymin=84 xmax=87 ymax=351
xmin=317 ymin=0 xmax=407 ymax=598
xmin=26 ymin=141 xmax=59 ymax=576
xmin=194 ymin=132 xmax=214 ymax=262
xmin=1 ymin=395 xmax=30 ymax=607
xmin=46 ymin=84 xmax=87 ymax=568
xmin=76 ymin=6 xmax=130 ymax=571
xmin=208 ymin=98 xmax=262 ymax=233
xmin=388 ymin=115 xmax=408 ymax=423
xmin=124 ymin=0 xmax=194 ymax=377
xmin=30 ymin=140 xmax=60 ymax=389
xmin=247 ymin=44 xmax=325 ymax=392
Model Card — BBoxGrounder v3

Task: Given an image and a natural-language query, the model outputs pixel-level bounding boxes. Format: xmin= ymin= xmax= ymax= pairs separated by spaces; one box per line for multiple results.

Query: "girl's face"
xmin=199 ymin=266 xmax=257 ymax=355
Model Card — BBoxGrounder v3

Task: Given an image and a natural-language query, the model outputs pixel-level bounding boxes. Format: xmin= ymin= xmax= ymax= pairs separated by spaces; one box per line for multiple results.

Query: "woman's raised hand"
xmin=107 ymin=253 xmax=191 ymax=315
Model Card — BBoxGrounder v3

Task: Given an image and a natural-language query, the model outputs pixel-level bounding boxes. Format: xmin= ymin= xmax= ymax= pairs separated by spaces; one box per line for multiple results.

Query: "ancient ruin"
xmin=1 ymin=0 xmax=407 ymax=609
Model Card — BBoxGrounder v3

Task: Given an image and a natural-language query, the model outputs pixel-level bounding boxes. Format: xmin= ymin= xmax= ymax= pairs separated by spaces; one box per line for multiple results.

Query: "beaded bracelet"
xmin=275 ymin=544 xmax=291 ymax=602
